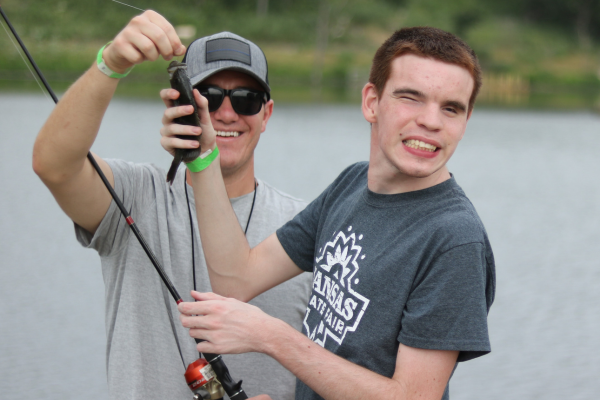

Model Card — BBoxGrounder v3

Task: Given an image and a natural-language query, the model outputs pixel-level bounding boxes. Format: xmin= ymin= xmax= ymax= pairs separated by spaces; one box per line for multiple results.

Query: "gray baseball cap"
xmin=183 ymin=31 xmax=270 ymax=94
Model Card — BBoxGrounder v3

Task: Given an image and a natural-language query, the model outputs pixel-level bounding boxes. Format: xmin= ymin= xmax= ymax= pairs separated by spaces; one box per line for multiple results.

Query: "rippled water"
xmin=1 ymin=93 xmax=600 ymax=399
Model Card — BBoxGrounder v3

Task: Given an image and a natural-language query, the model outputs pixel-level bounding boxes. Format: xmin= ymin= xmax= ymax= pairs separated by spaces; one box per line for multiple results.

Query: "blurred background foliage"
xmin=1 ymin=0 xmax=599 ymax=108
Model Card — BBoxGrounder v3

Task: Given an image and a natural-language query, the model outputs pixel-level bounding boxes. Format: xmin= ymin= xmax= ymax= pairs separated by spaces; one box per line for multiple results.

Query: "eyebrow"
xmin=392 ymin=87 xmax=467 ymax=114
xmin=392 ymin=88 xmax=424 ymax=98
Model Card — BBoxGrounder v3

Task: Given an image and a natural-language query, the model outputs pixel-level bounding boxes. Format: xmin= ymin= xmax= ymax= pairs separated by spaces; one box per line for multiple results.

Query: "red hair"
xmin=369 ymin=27 xmax=482 ymax=112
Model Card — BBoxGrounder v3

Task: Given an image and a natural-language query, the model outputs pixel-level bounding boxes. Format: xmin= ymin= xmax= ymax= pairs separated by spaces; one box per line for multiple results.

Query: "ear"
xmin=260 ymin=99 xmax=274 ymax=133
xmin=362 ymin=83 xmax=378 ymax=124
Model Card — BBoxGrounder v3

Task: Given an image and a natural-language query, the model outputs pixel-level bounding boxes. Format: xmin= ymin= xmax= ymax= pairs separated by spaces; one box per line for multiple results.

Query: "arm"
xmin=160 ymin=91 xmax=303 ymax=301
xmin=179 ymin=292 xmax=457 ymax=400
xmin=32 ymin=10 xmax=185 ymax=234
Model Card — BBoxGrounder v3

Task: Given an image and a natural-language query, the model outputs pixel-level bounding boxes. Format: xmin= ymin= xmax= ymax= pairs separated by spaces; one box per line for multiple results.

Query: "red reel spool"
xmin=185 ymin=358 xmax=216 ymax=391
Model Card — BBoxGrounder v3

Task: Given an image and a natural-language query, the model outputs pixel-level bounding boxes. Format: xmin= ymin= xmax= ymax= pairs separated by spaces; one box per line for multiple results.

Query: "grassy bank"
xmin=1 ymin=0 xmax=599 ymax=109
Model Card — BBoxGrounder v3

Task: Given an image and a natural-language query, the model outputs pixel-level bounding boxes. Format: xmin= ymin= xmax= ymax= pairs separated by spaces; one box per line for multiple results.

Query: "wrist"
xmin=97 ymin=42 xmax=133 ymax=78
xmin=259 ymin=317 xmax=296 ymax=358
xmin=185 ymin=146 xmax=219 ymax=173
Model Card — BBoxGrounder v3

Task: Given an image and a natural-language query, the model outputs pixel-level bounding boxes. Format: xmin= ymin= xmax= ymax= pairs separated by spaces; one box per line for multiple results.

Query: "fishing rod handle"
xmin=196 ymin=340 xmax=248 ymax=400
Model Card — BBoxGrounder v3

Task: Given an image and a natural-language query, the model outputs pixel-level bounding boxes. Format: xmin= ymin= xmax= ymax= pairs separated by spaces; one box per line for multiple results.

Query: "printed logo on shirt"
xmin=304 ymin=226 xmax=370 ymax=347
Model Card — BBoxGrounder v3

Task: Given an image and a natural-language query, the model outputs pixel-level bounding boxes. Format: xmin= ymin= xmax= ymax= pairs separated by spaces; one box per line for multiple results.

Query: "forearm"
xmin=182 ymin=293 xmax=456 ymax=400
xmin=32 ymin=11 xmax=185 ymax=233
xmin=190 ymin=161 xmax=254 ymax=298
xmin=181 ymin=293 xmax=407 ymax=399
xmin=33 ymin=64 xmax=118 ymax=185
xmin=264 ymin=322 xmax=457 ymax=400
xmin=263 ymin=321 xmax=406 ymax=400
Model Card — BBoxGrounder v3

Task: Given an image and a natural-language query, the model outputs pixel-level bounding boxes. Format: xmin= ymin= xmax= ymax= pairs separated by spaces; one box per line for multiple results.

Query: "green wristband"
xmin=185 ymin=147 xmax=219 ymax=172
xmin=96 ymin=41 xmax=134 ymax=79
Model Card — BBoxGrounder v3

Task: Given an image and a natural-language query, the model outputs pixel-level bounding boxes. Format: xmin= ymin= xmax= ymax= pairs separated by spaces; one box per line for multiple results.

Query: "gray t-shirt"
xmin=276 ymin=162 xmax=495 ymax=400
xmin=76 ymin=160 xmax=310 ymax=400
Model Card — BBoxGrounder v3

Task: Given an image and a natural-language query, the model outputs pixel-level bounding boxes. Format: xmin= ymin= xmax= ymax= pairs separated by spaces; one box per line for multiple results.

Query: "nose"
xmin=415 ymin=103 xmax=443 ymax=131
xmin=212 ymin=95 xmax=239 ymax=124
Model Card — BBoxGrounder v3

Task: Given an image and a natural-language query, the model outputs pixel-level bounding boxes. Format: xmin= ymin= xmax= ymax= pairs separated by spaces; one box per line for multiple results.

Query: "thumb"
xmin=175 ymin=44 xmax=186 ymax=56
xmin=191 ymin=291 xmax=225 ymax=301
xmin=193 ymin=89 xmax=217 ymax=149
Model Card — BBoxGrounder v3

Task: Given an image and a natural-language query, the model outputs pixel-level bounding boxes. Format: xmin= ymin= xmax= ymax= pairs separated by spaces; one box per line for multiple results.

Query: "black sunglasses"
xmin=195 ymin=85 xmax=270 ymax=116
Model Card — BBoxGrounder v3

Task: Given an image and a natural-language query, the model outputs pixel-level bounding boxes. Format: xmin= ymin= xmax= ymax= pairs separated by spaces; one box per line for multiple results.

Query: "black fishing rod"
xmin=0 ymin=6 xmax=247 ymax=400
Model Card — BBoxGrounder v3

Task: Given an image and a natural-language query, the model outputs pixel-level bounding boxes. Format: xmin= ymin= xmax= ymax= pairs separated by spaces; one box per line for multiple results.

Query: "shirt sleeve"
xmin=276 ymin=188 xmax=328 ymax=273
xmin=398 ymin=242 xmax=493 ymax=362
xmin=277 ymin=162 xmax=369 ymax=273
xmin=74 ymin=159 xmax=147 ymax=257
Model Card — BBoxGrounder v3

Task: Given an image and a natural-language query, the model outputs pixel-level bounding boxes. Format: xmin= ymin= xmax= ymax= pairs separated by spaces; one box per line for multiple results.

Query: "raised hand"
xmin=160 ymin=88 xmax=217 ymax=157
xmin=102 ymin=10 xmax=186 ymax=74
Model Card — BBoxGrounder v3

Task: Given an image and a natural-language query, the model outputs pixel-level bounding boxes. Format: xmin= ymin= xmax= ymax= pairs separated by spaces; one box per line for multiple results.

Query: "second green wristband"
xmin=185 ymin=147 xmax=219 ymax=172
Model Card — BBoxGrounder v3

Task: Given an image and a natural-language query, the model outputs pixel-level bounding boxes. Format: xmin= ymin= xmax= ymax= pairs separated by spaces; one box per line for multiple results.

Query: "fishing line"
xmin=0 ymin=3 xmax=182 ymax=304
xmin=184 ymin=177 xmax=258 ymax=293
xmin=1 ymin=6 xmax=249 ymax=398
xmin=111 ymin=0 xmax=145 ymax=12
xmin=0 ymin=12 xmax=51 ymax=102
xmin=2 ymin=0 xmax=187 ymax=374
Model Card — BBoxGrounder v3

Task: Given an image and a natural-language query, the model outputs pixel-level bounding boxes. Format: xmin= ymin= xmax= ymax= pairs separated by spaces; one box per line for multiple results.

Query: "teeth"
xmin=216 ymin=131 xmax=240 ymax=137
xmin=403 ymin=139 xmax=437 ymax=152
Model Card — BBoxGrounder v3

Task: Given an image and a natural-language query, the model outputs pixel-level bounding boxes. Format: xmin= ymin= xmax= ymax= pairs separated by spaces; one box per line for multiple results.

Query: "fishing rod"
xmin=0 ymin=6 xmax=247 ymax=400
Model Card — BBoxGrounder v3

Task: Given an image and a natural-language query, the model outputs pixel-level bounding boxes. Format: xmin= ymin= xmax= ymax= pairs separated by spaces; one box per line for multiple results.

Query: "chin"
xmin=219 ymin=157 xmax=237 ymax=171
xmin=397 ymin=163 xmax=442 ymax=179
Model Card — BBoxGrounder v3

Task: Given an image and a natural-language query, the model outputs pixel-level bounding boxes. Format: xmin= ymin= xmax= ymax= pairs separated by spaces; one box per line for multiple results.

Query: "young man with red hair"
xmin=163 ymin=27 xmax=495 ymax=400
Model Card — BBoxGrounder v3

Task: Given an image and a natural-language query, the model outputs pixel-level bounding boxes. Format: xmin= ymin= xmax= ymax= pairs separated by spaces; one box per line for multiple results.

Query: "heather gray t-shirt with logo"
xmin=276 ymin=162 xmax=496 ymax=400
xmin=75 ymin=159 xmax=310 ymax=400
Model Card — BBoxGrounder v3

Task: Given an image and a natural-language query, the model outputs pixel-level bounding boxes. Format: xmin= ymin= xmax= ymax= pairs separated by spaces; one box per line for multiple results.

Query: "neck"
xmin=367 ymin=162 xmax=451 ymax=194
xmin=186 ymin=162 xmax=256 ymax=199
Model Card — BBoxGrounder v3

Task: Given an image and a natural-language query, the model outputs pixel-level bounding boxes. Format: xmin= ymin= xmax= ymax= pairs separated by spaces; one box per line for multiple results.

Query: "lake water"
xmin=1 ymin=93 xmax=600 ymax=399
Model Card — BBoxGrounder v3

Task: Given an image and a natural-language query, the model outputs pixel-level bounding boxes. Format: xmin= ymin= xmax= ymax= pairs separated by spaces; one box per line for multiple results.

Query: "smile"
xmin=216 ymin=131 xmax=240 ymax=137
xmin=403 ymin=139 xmax=437 ymax=152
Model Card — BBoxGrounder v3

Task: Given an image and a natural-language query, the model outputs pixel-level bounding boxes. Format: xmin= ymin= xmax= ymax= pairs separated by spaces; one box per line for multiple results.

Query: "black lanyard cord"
xmin=185 ymin=175 xmax=258 ymax=292
xmin=182 ymin=173 xmax=258 ymax=367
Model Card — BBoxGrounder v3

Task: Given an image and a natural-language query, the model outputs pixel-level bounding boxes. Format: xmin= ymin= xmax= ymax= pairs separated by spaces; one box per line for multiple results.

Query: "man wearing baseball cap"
xmin=33 ymin=11 xmax=310 ymax=400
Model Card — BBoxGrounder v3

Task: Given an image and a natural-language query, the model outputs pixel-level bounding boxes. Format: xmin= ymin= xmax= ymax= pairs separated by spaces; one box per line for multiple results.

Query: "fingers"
xmin=178 ymin=294 xmax=272 ymax=355
xmin=160 ymin=126 xmax=200 ymax=158
xmin=160 ymin=88 xmax=179 ymax=108
xmin=145 ymin=10 xmax=186 ymax=56
xmin=177 ymin=293 xmax=227 ymax=317
xmin=180 ymin=313 xmax=211 ymax=330
xmin=161 ymin=103 xmax=197 ymax=125
xmin=160 ymin=135 xmax=199 ymax=157
xmin=160 ymin=106 xmax=201 ymax=138
xmin=160 ymin=89 xmax=202 ymax=156
xmin=103 ymin=10 xmax=186 ymax=73
xmin=127 ymin=15 xmax=171 ymax=62
xmin=160 ymin=123 xmax=201 ymax=139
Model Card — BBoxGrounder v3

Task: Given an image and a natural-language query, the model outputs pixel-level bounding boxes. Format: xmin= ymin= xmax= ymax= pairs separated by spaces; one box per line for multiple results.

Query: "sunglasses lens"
xmin=198 ymin=87 xmax=224 ymax=112
xmin=196 ymin=86 xmax=266 ymax=115
xmin=230 ymin=89 xmax=264 ymax=115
